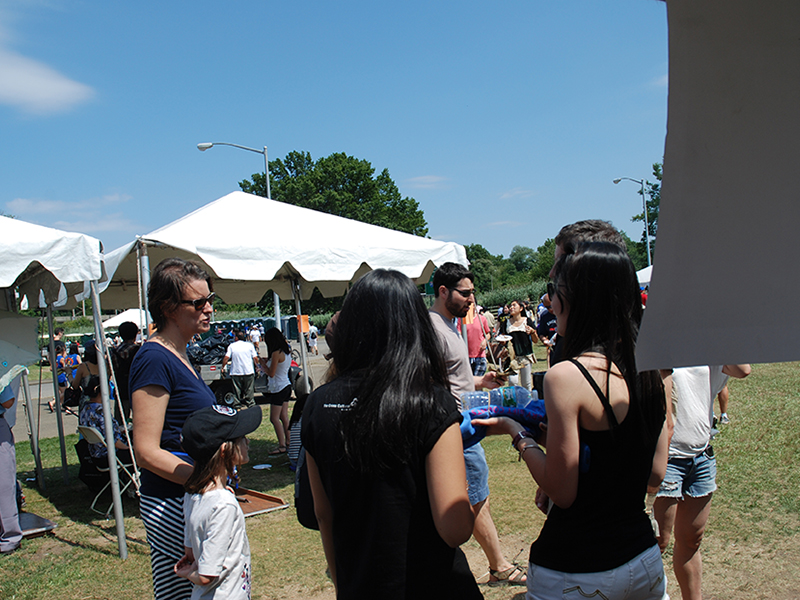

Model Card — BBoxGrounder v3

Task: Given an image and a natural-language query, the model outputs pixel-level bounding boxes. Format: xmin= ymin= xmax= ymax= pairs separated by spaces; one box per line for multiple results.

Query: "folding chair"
xmin=77 ymin=426 xmax=137 ymax=517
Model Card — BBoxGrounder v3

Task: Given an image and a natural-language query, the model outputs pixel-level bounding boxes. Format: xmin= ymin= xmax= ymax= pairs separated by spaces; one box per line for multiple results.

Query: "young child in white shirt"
xmin=175 ymin=405 xmax=262 ymax=600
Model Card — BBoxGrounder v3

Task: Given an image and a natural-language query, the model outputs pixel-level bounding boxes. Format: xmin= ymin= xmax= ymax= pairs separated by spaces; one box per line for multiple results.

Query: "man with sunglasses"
xmin=430 ymin=262 xmax=526 ymax=586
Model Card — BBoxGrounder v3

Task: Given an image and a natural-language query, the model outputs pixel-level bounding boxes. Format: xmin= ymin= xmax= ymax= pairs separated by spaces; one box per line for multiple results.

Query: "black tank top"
xmin=529 ymin=359 xmax=659 ymax=572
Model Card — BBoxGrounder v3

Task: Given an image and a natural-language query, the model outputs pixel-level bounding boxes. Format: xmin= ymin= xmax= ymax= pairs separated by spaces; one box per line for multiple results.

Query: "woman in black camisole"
xmin=475 ymin=242 xmax=670 ymax=600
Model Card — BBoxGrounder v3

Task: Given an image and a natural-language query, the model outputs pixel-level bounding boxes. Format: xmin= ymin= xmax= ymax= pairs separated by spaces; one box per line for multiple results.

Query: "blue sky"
xmin=1 ymin=0 xmax=668 ymax=259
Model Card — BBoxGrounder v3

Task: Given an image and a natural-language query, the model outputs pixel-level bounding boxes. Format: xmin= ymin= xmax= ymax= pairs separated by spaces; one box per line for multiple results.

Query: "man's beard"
xmin=445 ymin=296 xmax=470 ymax=319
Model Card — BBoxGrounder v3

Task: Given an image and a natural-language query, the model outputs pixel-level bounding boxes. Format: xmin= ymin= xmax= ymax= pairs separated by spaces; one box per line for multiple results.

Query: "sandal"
xmin=269 ymin=446 xmax=287 ymax=455
xmin=488 ymin=564 xmax=527 ymax=587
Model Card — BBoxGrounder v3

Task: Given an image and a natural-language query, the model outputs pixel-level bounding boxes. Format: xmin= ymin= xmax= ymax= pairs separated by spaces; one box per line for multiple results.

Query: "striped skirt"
xmin=140 ymin=494 xmax=192 ymax=600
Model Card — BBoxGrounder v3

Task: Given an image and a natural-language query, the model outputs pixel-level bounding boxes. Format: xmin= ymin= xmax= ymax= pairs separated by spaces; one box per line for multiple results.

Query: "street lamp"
xmin=197 ymin=141 xmax=271 ymax=199
xmin=197 ymin=140 xmax=281 ymax=331
xmin=613 ymin=176 xmax=652 ymax=266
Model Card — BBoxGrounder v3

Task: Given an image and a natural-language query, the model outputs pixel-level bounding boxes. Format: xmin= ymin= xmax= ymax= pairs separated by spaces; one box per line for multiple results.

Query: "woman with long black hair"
xmin=302 ymin=269 xmax=481 ymax=599
xmin=261 ymin=327 xmax=292 ymax=455
xmin=475 ymin=242 xmax=669 ymax=600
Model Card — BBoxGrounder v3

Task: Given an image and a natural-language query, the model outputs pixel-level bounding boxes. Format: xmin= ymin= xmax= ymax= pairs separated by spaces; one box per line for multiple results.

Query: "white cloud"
xmin=485 ymin=220 xmax=526 ymax=229
xmin=405 ymin=175 xmax=448 ymax=189
xmin=8 ymin=193 xmax=130 ymax=216
xmin=499 ymin=187 xmax=535 ymax=200
xmin=0 ymin=47 xmax=94 ymax=115
xmin=650 ymin=73 xmax=668 ymax=88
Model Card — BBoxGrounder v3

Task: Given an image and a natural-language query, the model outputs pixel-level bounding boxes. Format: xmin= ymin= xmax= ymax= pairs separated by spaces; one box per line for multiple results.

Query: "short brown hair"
xmin=148 ymin=258 xmax=213 ymax=331
xmin=554 ymin=219 xmax=626 ymax=255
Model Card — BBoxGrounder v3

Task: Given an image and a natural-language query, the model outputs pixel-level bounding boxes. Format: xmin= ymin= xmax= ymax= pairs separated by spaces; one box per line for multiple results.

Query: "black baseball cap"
xmin=181 ymin=405 xmax=262 ymax=462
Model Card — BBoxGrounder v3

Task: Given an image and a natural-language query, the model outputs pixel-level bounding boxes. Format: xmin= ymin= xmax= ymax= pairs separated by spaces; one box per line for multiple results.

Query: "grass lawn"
xmin=4 ymin=357 xmax=799 ymax=600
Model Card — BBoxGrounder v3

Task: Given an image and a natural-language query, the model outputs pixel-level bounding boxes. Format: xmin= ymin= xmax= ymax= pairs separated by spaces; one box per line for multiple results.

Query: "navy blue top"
xmin=129 ymin=342 xmax=215 ymax=497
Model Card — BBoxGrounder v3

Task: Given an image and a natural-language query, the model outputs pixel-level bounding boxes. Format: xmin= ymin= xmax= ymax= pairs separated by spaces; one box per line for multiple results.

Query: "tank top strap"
xmin=567 ymin=358 xmax=619 ymax=429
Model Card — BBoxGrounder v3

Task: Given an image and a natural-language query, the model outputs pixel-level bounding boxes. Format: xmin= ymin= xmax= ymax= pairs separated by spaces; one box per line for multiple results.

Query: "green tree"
xmin=528 ymin=238 xmax=557 ymax=281
xmin=508 ymin=245 xmax=538 ymax=273
xmin=240 ymin=151 xmax=428 ymax=236
xmin=465 ymin=244 xmax=506 ymax=293
xmin=620 ymin=231 xmax=648 ymax=271
xmin=630 ymin=162 xmax=662 ymax=261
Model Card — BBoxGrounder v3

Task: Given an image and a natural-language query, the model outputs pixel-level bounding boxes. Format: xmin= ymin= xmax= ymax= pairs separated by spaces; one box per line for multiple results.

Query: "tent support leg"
xmin=91 ymin=280 xmax=128 ymax=559
xmin=292 ymin=280 xmax=311 ymax=395
xmin=21 ymin=372 xmax=45 ymax=490
xmin=45 ymin=306 xmax=69 ymax=485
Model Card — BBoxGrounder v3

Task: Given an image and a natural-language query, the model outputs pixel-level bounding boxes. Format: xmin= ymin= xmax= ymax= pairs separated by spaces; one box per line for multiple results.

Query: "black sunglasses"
xmin=449 ymin=287 xmax=475 ymax=299
xmin=547 ymin=282 xmax=557 ymax=299
xmin=181 ymin=292 xmax=215 ymax=310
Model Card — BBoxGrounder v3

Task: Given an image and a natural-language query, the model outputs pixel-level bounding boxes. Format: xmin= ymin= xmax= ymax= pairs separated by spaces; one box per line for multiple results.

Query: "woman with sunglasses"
xmin=130 ymin=257 xmax=217 ymax=600
xmin=475 ymin=242 xmax=669 ymax=600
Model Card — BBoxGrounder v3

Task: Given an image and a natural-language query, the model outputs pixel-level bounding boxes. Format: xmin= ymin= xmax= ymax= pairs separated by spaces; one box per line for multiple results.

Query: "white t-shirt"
xmin=184 ymin=488 xmax=251 ymax=600
xmin=248 ymin=329 xmax=261 ymax=344
xmin=669 ymin=365 xmax=729 ymax=458
xmin=225 ymin=341 xmax=257 ymax=376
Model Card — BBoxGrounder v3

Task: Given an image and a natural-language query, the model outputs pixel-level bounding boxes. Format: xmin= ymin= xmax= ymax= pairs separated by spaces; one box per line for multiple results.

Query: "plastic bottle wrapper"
xmin=461 ymin=386 xmax=539 ymax=410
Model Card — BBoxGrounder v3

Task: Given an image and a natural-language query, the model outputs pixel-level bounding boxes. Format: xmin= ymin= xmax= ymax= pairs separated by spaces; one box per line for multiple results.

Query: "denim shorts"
xmin=464 ymin=442 xmax=490 ymax=505
xmin=526 ymin=544 xmax=666 ymax=600
xmin=657 ymin=449 xmax=717 ymax=500
xmin=470 ymin=357 xmax=487 ymax=376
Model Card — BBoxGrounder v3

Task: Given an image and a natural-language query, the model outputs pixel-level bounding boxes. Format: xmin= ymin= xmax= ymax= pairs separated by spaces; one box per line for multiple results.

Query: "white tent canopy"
xmin=0 ymin=215 xmax=103 ymax=309
xmin=99 ymin=191 xmax=468 ymax=308
xmin=0 ymin=216 xmax=129 ymax=558
xmin=102 ymin=308 xmax=148 ymax=330
xmin=637 ymin=265 xmax=652 ymax=287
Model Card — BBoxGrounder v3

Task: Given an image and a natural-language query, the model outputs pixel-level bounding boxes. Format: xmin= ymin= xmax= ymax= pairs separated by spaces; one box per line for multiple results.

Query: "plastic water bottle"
xmin=461 ymin=386 xmax=539 ymax=410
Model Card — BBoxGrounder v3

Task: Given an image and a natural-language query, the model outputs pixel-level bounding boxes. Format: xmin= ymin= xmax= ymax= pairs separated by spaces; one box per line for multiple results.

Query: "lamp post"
xmin=197 ymin=141 xmax=270 ymax=199
xmin=613 ymin=176 xmax=652 ymax=266
xmin=197 ymin=141 xmax=281 ymax=331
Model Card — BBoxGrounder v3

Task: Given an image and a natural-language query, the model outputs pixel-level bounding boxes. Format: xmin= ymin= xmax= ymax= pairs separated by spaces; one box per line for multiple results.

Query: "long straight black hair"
xmin=264 ymin=327 xmax=291 ymax=356
xmin=552 ymin=242 xmax=665 ymax=443
xmin=332 ymin=269 xmax=450 ymax=473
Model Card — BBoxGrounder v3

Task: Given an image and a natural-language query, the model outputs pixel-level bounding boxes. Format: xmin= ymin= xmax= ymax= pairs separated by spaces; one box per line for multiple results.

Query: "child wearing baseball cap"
xmin=174 ymin=405 xmax=262 ymax=600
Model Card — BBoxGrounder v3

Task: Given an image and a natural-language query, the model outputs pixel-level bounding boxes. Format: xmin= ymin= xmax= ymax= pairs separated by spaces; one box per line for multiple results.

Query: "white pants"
xmin=526 ymin=544 xmax=667 ymax=600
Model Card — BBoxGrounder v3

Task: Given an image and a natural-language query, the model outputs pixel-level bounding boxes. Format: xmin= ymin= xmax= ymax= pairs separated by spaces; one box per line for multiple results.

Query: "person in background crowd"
xmin=654 ymin=364 xmax=750 ymax=600
xmin=70 ymin=341 xmax=101 ymax=412
xmin=222 ymin=330 xmax=259 ymax=410
xmin=0 ymin=377 xmax=22 ymax=555
xmin=466 ymin=306 xmax=491 ymax=377
xmin=248 ymin=325 xmax=261 ymax=349
xmin=111 ymin=321 xmax=140 ymax=422
xmin=501 ymin=299 xmax=538 ymax=391
xmin=261 ymin=328 xmax=292 ymax=456
xmin=79 ymin=374 xmax=132 ymax=464
xmin=715 ymin=384 xmax=730 ymax=425
xmin=49 ymin=342 xmax=69 ymax=412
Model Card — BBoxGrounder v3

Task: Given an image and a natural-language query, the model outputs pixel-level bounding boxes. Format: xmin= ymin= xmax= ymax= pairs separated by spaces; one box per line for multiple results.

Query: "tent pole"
xmin=21 ymin=371 xmax=45 ymax=490
xmin=273 ymin=291 xmax=281 ymax=333
xmin=292 ymin=280 xmax=311 ymax=395
xmin=139 ymin=241 xmax=152 ymax=338
xmin=91 ymin=280 xmax=128 ymax=559
xmin=45 ymin=306 xmax=69 ymax=484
